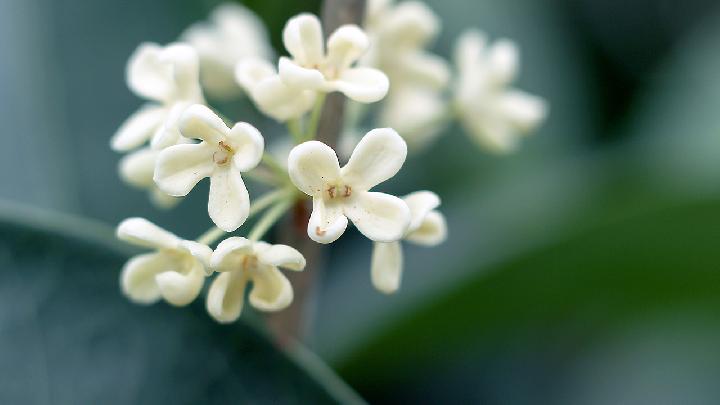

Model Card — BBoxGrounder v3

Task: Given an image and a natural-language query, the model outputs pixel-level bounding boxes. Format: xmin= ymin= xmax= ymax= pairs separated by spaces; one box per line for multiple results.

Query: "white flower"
xmin=279 ymin=13 xmax=389 ymax=103
xmin=111 ymin=42 xmax=204 ymax=152
xmin=363 ymin=0 xmax=449 ymax=90
xmin=288 ymin=128 xmax=411 ymax=244
xmin=371 ymin=191 xmax=446 ymax=294
xmin=154 ymin=104 xmax=264 ymax=232
xmin=235 ymin=58 xmax=316 ymax=122
xmin=119 ymin=147 xmax=182 ymax=209
xmin=182 ymin=3 xmax=272 ymax=100
xmin=378 ymin=84 xmax=448 ymax=150
xmin=454 ymin=30 xmax=548 ymax=153
xmin=117 ymin=218 xmax=212 ymax=306
xmin=207 ymin=237 xmax=306 ymax=323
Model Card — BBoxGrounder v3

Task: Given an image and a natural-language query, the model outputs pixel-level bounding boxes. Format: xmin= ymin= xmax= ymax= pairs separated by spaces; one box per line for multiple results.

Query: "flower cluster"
xmin=112 ymin=2 xmax=547 ymax=323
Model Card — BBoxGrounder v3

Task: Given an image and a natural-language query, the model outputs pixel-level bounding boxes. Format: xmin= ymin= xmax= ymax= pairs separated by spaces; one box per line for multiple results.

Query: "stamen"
xmin=327 ymin=186 xmax=336 ymax=199
xmin=315 ymin=226 xmax=326 ymax=237
xmin=343 ymin=185 xmax=352 ymax=197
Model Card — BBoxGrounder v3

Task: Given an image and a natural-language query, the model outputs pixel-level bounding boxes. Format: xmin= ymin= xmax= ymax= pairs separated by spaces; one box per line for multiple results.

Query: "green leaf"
xmin=0 ymin=200 xmax=363 ymax=404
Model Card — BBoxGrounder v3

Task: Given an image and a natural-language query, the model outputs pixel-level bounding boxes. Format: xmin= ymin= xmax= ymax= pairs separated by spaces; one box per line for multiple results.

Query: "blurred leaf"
xmin=335 ymin=198 xmax=720 ymax=387
xmin=0 ymin=200 xmax=363 ymax=404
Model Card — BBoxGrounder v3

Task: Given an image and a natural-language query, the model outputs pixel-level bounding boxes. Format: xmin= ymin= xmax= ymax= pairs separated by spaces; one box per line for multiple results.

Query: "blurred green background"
xmin=2 ymin=0 xmax=720 ymax=403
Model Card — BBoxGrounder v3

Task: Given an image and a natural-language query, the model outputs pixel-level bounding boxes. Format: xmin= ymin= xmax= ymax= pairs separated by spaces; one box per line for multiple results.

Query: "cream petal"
xmin=488 ymin=38 xmax=519 ymax=85
xmin=119 ymin=147 xmax=156 ymax=188
xmin=120 ymin=252 xmax=169 ymax=304
xmin=462 ymin=113 xmax=518 ymax=154
xmin=332 ymin=67 xmax=389 ymax=103
xmin=344 ymin=191 xmax=410 ymax=242
xmin=150 ymin=189 xmax=182 ymax=210
xmin=227 ymin=122 xmax=264 ymax=172
xmin=248 ymin=266 xmax=293 ymax=311
xmin=155 ymin=262 xmax=205 ymax=306
xmin=278 ymin=57 xmax=327 ymax=90
xmin=378 ymin=86 xmax=447 ymax=150
xmin=178 ymin=240 xmax=213 ymax=269
xmin=178 ymin=104 xmax=229 ymax=144
xmin=382 ymin=1 xmax=439 ymax=48
xmin=308 ymin=198 xmax=348 ymax=244
xmin=282 ymin=13 xmax=324 ymax=66
xmin=154 ymin=143 xmax=215 ymax=196
xmin=341 ymin=128 xmax=406 ymax=190
xmin=208 ymin=167 xmax=250 ymax=232
xmin=405 ymin=210 xmax=447 ymax=246
xmin=326 ymin=25 xmax=369 ymax=72
xmin=158 ymin=43 xmax=202 ymax=100
xmin=150 ymin=101 xmax=191 ymax=150
xmin=234 ymin=58 xmax=276 ymax=93
xmin=251 ymin=76 xmax=316 ymax=121
xmin=499 ymin=90 xmax=548 ymax=133
xmin=127 ymin=43 xmax=175 ymax=102
xmin=206 ymin=270 xmax=248 ymax=323
xmin=397 ymin=52 xmax=450 ymax=89
xmin=116 ymin=217 xmax=179 ymax=249
xmin=111 ymin=105 xmax=166 ymax=152
xmin=454 ymin=29 xmax=486 ymax=78
xmin=402 ymin=191 xmax=441 ymax=233
xmin=287 ymin=140 xmax=341 ymax=196
xmin=256 ymin=244 xmax=306 ymax=271
xmin=371 ymin=241 xmax=403 ymax=294
xmin=210 ymin=236 xmax=254 ymax=272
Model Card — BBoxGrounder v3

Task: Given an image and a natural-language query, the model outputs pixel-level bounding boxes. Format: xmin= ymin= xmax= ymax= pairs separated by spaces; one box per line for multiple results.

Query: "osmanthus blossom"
xmin=111 ymin=42 xmax=204 ymax=152
xmin=182 ymin=3 xmax=272 ymax=99
xmin=279 ymin=13 xmax=389 ymax=103
xmin=119 ymin=146 xmax=183 ymax=209
xmin=454 ymin=30 xmax=548 ymax=153
xmin=378 ymin=84 xmax=448 ymax=151
xmin=288 ymin=128 xmax=411 ymax=244
xmin=154 ymin=104 xmax=264 ymax=232
xmin=117 ymin=218 xmax=212 ymax=306
xmin=207 ymin=237 xmax=306 ymax=323
xmin=371 ymin=191 xmax=446 ymax=294
xmin=235 ymin=58 xmax=316 ymax=122
xmin=363 ymin=0 xmax=449 ymax=90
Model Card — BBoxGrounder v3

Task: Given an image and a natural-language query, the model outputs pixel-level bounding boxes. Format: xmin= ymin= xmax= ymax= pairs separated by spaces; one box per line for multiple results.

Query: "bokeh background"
xmin=2 ymin=0 xmax=720 ymax=403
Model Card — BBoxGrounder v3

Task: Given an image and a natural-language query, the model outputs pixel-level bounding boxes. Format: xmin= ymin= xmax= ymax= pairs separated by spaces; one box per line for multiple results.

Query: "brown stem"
xmin=265 ymin=0 xmax=366 ymax=347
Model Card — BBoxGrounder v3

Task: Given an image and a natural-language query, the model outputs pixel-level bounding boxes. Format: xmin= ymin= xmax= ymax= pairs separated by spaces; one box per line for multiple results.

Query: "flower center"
xmin=213 ymin=141 xmax=234 ymax=165
xmin=325 ymin=183 xmax=352 ymax=200
xmin=241 ymin=254 xmax=258 ymax=273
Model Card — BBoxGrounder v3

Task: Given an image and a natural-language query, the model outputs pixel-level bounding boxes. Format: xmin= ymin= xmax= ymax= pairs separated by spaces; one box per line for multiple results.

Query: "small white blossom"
xmin=182 ymin=3 xmax=272 ymax=99
xmin=117 ymin=218 xmax=212 ymax=306
xmin=111 ymin=43 xmax=204 ymax=152
xmin=363 ymin=0 xmax=449 ymax=90
xmin=119 ymin=147 xmax=182 ymax=209
xmin=279 ymin=13 xmax=389 ymax=103
xmin=371 ymin=191 xmax=447 ymax=294
xmin=288 ymin=128 xmax=411 ymax=244
xmin=454 ymin=30 xmax=548 ymax=153
xmin=207 ymin=237 xmax=306 ymax=323
xmin=235 ymin=58 xmax=316 ymax=122
xmin=378 ymin=84 xmax=448 ymax=151
xmin=154 ymin=104 xmax=264 ymax=232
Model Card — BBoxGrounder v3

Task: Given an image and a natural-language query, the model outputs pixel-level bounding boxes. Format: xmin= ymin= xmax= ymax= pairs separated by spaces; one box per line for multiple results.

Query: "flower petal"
xmin=154 ymin=143 xmax=215 ymax=196
xmin=498 ymin=90 xmax=548 ymax=133
xmin=282 ymin=13 xmax=324 ymax=66
xmin=344 ymin=191 xmax=410 ymax=242
xmin=150 ymin=188 xmax=182 ymax=209
xmin=256 ymin=244 xmax=306 ymax=271
xmin=308 ymin=198 xmax=348 ymax=244
xmin=111 ymin=105 xmax=166 ymax=152
xmin=454 ymin=30 xmax=486 ymax=78
xmin=155 ymin=263 xmax=205 ymax=306
xmin=402 ymin=191 xmax=441 ymax=233
xmin=461 ymin=113 xmax=518 ymax=153
xmin=178 ymin=104 xmax=229 ymax=144
xmin=116 ymin=217 xmax=179 ymax=249
xmin=405 ymin=210 xmax=447 ymax=246
xmin=228 ymin=122 xmax=264 ymax=172
xmin=127 ymin=43 xmax=175 ymax=102
xmin=288 ymin=140 xmax=341 ymax=196
xmin=371 ymin=241 xmax=403 ymax=294
xmin=251 ymin=75 xmax=316 ymax=121
xmin=326 ymin=25 xmax=369 ymax=72
xmin=278 ymin=57 xmax=327 ymax=90
xmin=248 ymin=266 xmax=293 ymax=311
xmin=378 ymin=86 xmax=447 ymax=150
xmin=120 ymin=252 xmax=167 ymax=304
xmin=488 ymin=38 xmax=518 ymax=85
xmin=208 ymin=167 xmax=250 ymax=232
xmin=150 ymin=101 xmax=191 ymax=150
xmin=235 ymin=58 xmax=276 ymax=93
xmin=211 ymin=236 xmax=254 ymax=272
xmin=206 ymin=270 xmax=248 ymax=323
xmin=178 ymin=240 xmax=213 ymax=271
xmin=332 ymin=67 xmax=389 ymax=103
xmin=341 ymin=128 xmax=407 ymax=190
xmin=158 ymin=43 xmax=202 ymax=100
xmin=119 ymin=147 xmax=156 ymax=188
